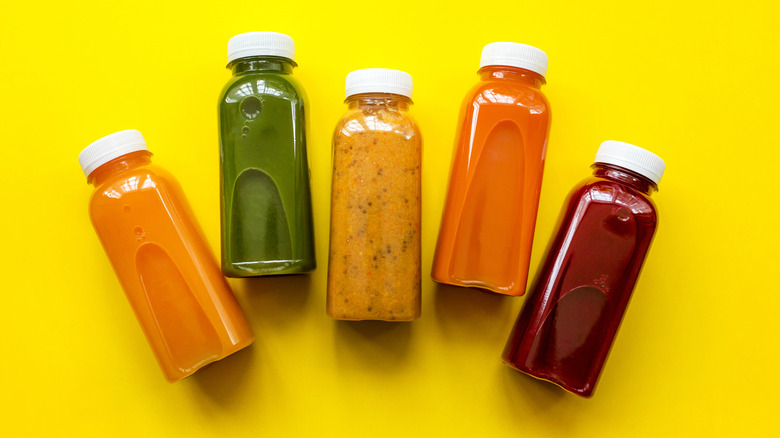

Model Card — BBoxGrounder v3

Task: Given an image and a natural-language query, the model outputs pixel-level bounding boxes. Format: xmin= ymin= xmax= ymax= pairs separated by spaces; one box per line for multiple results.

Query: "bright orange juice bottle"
xmin=80 ymin=130 xmax=254 ymax=382
xmin=432 ymin=42 xmax=551 ymax=296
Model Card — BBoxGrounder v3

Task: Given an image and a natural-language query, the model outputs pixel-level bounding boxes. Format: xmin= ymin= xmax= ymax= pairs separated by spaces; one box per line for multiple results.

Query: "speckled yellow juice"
xmin=327 ymin=69 xmax=421 ymax=321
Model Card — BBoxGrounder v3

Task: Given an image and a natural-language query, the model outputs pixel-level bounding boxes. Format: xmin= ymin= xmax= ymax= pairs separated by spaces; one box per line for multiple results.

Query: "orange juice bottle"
xmin=79 ymin=130 xmax=254 ymax=382
xmin=432 ymin=42 xmax=551 ymax=296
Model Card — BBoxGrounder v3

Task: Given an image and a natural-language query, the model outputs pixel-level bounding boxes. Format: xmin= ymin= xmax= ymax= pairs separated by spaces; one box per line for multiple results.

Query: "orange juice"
xmin=432 ymin=43 xmax=551 ymax=296
xmin=80 ymin=130 xmax=254 ymax=382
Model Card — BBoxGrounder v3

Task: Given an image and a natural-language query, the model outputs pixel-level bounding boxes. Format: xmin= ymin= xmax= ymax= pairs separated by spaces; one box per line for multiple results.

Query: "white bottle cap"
xmin=78 ymin=130 xmax=149 ymax=178
xmin=228 ymin=31 xmax=295 ymax=64
xmin=594 ymin=140 xmax=666 ymax=186
xmin=479 ymin=42 xmax=548 ymax=78
xmin=345 ymin=68 xmax=413 ymax=99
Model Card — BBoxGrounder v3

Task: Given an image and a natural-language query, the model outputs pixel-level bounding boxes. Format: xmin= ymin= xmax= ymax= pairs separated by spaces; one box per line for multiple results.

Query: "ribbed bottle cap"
xmin=594 ymin=141 xmax=666 ymax=186
xmin=479 ymin=42 xmax=548 ymax=78
xmin=78 ymin=130 xmax=148 ymax=178
xmin=345 ymin=68 xmax=413 ymax=99
xmin=227 ymin=32 xmax=295 ymax=63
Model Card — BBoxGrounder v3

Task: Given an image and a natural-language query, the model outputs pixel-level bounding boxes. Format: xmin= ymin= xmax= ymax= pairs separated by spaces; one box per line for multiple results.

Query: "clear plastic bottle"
xmin=218 ymin=31 xmax=315 ymax=277
xmin=327 ymin=69 xmax=422 ymax=321
xmin=432 ymin=42 xmax=552 ymax=296
xmin=80 ymin=130 xmax=254 ymax=382
xmin=503 ymin=141 xmax=665 ymax=397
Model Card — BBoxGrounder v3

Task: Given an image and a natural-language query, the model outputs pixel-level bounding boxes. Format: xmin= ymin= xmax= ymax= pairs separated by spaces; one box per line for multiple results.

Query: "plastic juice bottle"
xmin=218 ymin=31 xmax=315 ymax=277
xmin=327 ymin=69 xmax=422 ymax=321
xmin=432 ymin=42 xmax=551 ymax=296
xmin=80 ymin=130 xmax=254 ymax=382
xmin=503 ymin=141 xmax=665 ymax=397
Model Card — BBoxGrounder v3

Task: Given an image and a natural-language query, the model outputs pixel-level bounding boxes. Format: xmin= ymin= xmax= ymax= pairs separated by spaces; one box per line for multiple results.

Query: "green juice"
xmin=218 ymin=51 xmax=315 ymax=277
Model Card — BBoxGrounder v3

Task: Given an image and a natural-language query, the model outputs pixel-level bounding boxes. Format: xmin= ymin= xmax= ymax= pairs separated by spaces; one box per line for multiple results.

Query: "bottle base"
xmin=502 ymin=357 xmax=595 ymax=398
xmin=223 ymin=259 xmax=316 ymax=278
xmin=327 ymin=311 xmax=419 ymax=322
xmin=431 ymin=274 xmax=524 ymax=297
xmin=163 ymin=334 xmax=255 ymax=383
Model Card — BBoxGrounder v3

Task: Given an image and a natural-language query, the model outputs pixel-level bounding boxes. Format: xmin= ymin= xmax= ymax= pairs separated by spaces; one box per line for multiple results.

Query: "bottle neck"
xmin=88 ymin=151 xmax=153 ymax=186
xmin=228 ymin=56 xmax=296 ymax=75
xmin=478 ymin=65 xmax=545 ymax=88
xmin=592 ymin=163 xmax=657 ymax=195
xmin=346 ymin=93 xmax=412 ymax=111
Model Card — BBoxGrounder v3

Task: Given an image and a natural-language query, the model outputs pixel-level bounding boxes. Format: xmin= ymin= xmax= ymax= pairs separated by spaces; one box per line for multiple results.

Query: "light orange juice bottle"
xmin=432 ymin=43 xmax=551 ymax=296
xmin=80 ymin=130 xmax=254 ymax=382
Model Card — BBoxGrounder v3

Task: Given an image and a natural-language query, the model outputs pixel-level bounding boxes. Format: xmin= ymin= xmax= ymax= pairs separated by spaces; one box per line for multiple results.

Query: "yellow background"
xmin=1 ymin=0 xmax=778 ymax=436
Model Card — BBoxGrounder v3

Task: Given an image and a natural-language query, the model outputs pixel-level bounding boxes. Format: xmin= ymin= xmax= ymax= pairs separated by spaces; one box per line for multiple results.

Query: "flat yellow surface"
xmin=1 ymin=1 xmax=778 ymax=436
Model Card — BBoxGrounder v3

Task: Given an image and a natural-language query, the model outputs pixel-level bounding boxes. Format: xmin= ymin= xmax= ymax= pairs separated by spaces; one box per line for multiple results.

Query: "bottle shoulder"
xmin=89 ymin=164 xmax=179 ymax=209
xmin=463 ymin=79 xmax=550 ymax=113
xmin=333 ymin=107 xmax=420 ymax=141
xmin=569 ymin=176 xmax=658 ymax=218
xmin=219 ymin=72 xmax=305 ymax=103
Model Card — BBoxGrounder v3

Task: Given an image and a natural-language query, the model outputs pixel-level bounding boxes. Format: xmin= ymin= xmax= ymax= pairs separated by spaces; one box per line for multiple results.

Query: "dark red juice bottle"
xmin=502 ymin=140 xmax=666 ymax=397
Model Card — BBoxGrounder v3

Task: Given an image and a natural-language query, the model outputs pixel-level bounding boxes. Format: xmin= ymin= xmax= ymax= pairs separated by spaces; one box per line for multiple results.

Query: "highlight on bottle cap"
xmin=78 ymin=130 xmax=149 ymax=178
xmin=479 ymin=42 xmax=548 ymax=78
xmin=228 ymin=31 xmax=295 ymax=64
xmin=594 ymin=140 xmax=666 ymax=186
xmin=345 ymin=68 xmax=413 ymax=99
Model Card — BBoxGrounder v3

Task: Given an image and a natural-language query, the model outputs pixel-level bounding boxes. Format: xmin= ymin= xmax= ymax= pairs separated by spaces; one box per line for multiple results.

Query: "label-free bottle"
xmin=80 ymin=130 xmax=254 ymax=382
xmin=218 ymin=31 xmax=315 ymax=277
xmin=432 ymin=42 xmax=551 ymax=296
xmin=503 ymin=141 xmax=665 ymax=397
xmin=327 ymin=69 xmax=422 ymax=321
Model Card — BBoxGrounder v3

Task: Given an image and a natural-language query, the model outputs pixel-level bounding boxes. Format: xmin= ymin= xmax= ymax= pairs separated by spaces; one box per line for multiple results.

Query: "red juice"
xmin=502 ymin=141 xmax=665 ymax=397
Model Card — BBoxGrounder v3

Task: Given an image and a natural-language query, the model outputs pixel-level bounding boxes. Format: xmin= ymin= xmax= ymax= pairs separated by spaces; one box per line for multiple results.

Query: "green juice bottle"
xmin=218 ymin=31 xmax=315 ymax=277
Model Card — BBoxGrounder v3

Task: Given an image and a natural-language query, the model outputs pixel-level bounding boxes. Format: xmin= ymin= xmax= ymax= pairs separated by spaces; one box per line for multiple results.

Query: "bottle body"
xmin=218 ymin=57 xmax=315 ymax=277
xmin=327 ymin=94 xmax=422 ymax=321
xmin=502 ymin=164 xmax=659 ymax=397
xmin=88 ymin=151 xmax=254 ymax=382
xmin=432 ymin=66 xmax=551 ymax=296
